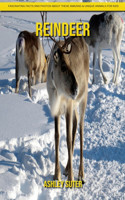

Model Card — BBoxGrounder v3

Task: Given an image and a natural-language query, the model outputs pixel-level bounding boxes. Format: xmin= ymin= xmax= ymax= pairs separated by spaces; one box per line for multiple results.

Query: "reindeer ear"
xmin=66 ymin=43 xmax=72 ymax=53
xmin=53 ymin=51 xmax=59 ymax=64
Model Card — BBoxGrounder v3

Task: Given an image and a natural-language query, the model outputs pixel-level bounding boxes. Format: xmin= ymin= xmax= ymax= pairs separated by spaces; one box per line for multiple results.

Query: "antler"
xmin=40 ymin=12 xmax=48 ymax=49
xmin=62 ymin=36 xmax=77 ymax=49
xmin=40 ymin=12 xmax=77 ymax=54
xmin=46 ymin=31 xmax=77 ymax=54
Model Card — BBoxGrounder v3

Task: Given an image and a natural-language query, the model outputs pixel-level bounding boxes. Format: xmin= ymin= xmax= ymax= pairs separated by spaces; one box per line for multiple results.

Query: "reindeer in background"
xmin=15 ymin=31 xmax=48 ymax=98
xmin=84 ymin=12 xmax=124 ymax=84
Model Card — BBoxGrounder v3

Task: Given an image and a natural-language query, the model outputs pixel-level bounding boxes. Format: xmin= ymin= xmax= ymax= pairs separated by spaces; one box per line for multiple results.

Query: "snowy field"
xmin=0 ymin=5 xmax=125 ymax=200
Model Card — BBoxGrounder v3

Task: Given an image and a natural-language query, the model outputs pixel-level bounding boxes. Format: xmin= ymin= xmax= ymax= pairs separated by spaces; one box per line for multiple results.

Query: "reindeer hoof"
xmin=92 ymin=79 xmax=95 ymax=84
xmin=78 ymin=176 xmax=86 ymax=184
xmin=104 ymin=80 xmax=107 ymax=84
xmin=63 ymin=168 xmax=68 ymax=176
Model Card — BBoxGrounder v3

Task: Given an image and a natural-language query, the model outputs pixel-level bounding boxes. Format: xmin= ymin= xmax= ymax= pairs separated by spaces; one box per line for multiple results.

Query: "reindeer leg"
xmin=78 ymin=96 xmax=87 ymax=184
xmin=112 ymin=48 xmax=117 ymax=84
xmin=65 ymin=100 xmax=74 ymax=181
xmin=37 ymin=66 xmax=42 ymax=83
xmin=15 ymin=51 xmax=20 ymax=93
xmin=32 ymin=70 xmax=37 ymax=86
xmin=54 ymin=116 xmax=61 ymax=180
xmin=114 ymin=47 xmax=121 ymax=85
xmin=92 ymin=50 xmax=97 ymax=84
xmin=64 ymin=109 xmax=78 ymax=176
xmin=15 ymin=70 xmax=20 ymax=93
xmin=116 ymin=28 xmax=123 ymax=84
xmin=98 ymin=50 xmax=107 ymax=84
xmin=28 ymin=70 xmax=32 ymax=98
xmin=112 ymin=29 xmax=123 ymax=85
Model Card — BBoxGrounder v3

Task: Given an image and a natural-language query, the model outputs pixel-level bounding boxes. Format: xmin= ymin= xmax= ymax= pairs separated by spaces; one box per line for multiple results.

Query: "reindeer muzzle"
xmin=70 ymin=84 xmax=78 ymax=100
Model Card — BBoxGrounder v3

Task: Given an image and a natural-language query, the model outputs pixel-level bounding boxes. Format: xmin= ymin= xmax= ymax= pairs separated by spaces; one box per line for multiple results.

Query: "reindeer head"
xmin=51 ymin=37 xmax=79 ymax=100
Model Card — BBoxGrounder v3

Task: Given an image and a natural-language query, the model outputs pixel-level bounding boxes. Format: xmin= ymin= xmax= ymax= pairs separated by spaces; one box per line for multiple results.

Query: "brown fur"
xmin=15 ymin=30 xmax=47 ymax=98
xmin=47 ymin=37 xmax=89 ymax=182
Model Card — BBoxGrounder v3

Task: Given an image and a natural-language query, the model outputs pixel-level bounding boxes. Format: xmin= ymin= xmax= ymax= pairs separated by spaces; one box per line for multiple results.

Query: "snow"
xmin=0 ymin=2 xmax=125 ymax=199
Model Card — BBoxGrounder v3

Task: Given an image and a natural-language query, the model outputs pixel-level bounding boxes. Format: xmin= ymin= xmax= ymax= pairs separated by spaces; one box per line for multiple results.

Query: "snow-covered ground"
xmin=0 ymin=5 xmax=125 ymax=200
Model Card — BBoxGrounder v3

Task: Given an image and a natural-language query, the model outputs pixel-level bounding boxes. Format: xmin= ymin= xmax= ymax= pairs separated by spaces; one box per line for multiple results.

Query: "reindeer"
xmin=84 ymin=12 xmax=124 ymax=84
xmin=47 ymin=36 xmax=89 ymax=182
xmin=15 ymin=30 xmax=48 ymax=98
xmin=42 ymin=54 xmax=50 ymax=82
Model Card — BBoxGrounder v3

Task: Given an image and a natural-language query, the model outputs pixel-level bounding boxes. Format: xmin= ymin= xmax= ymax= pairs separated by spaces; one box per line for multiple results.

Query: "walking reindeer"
xmin=85 ymin=12 xmax=124 ymax=84
xmin=16 ymin=31 xmax=48 ymax=98
xmin=47 ymin=36 xmax=89 ymax=182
